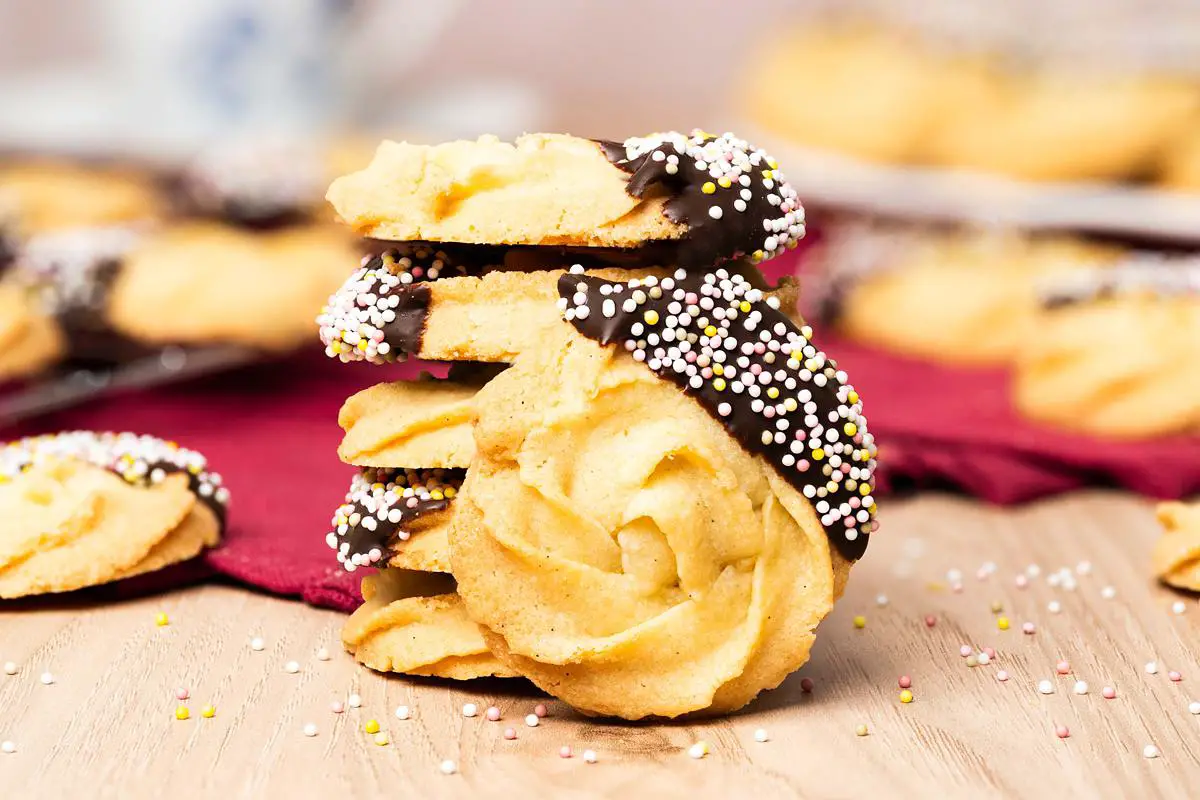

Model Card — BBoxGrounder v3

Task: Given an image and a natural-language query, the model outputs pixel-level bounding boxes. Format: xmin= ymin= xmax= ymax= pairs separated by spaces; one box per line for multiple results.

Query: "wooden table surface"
xmin=1 ymin=491 xmax=1198 ymax=799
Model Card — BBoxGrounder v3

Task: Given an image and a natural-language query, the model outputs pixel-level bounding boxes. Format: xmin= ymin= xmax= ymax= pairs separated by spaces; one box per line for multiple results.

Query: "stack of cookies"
xmin=319 ymin=131 xmax=877 ymax=718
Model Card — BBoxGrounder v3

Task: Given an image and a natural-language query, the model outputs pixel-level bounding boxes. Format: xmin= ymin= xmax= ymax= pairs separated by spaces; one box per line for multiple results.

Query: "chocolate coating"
xmin=559 ymin=268 xmax=877 ymax=561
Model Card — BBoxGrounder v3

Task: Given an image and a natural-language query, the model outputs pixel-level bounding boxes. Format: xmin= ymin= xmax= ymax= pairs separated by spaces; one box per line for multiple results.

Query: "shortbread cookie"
xmin=342 ymin=568 xmax=515 ymax=679
xmin=0 ymin=432 xmax=227 ymax=598
xmin=928 ymin=73 xmax=1200 ymax=182
xmin=328 ymin=131 xmax=803 ymax=267
xmin=819 ymin=223 xmax=1121 ymax=366
xmin=319 ymin=249 xmax=799 ymax=366
xmin=0 ymin=283 xmax=64 ymax=381
xmin=743 ymin=26 xmax=996 ymax=165
xmin=1160 ymin=129 xmax=1200 ymax=191
xmin=1014 ymin=260 xmax=1200 ymax=438
xmin=0 ymin=160 xmax=160 ymax=233
xmin=1153 ymin=501 xmax=1200 ymax=591
xmin=451 ymin=268 xmax=874 ymax=719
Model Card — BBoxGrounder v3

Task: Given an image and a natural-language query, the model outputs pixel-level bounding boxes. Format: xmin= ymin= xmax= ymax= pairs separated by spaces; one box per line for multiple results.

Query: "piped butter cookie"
xmin=0 ymin=160 xmax=160 ymax=233
xmin=1014 ymin=258 xmax=1200 ymax=438
xmin=1153 ymin=501 xmax=1200 ymax=592
xmin=0 ymin=432 xmax=227 ymax=598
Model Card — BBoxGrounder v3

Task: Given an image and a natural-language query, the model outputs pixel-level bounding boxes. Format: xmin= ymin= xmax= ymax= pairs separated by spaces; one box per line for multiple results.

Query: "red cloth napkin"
xmin=7 ymin=328 xmax=1198 ymax=614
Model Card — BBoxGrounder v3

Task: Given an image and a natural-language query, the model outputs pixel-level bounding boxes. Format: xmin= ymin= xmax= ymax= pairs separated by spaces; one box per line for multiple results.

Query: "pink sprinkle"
xmin=1055 ymin=725 xmax=1070 ymax=739
xmin=996 ymin=670 xmax=1010 ymax=682
xmin=976 ymin=567 xmax=990 ymax=580
xmin=559 ymin=745 xmax=573 ymax=759
xmin=486 ymin=706 xmax=501 ymax=721
xmin=951 ymin=583 xmax=964 ymax=594
xmin=503 ymin=728 xmax=517 ymax=740
xmin=983 ymin=647 xmax=996 ymax=659
xmin=1169 ymin=671 xmax=1182 ymax=682
xmin=960 ymin=645 xmax=973 ymax=658
xmin=534 ymin=704 xmax=548 ymax=718
xmin=898 ymin=675 xmax=912 ymax=689
xmin=1015 ymin=575 xmax=1029 ymax=589
xmin=330 ymin=700 xmax=345 ymax=714
xmin=1102 ymin=687 xmax=1116 ymax=699
xmin=800 ymin=677 xmax=814 ymax=693
xmin=1022 ymin=623 xmax=1036 ymax=635
xmin=175 ymin=688 xmax=189 ymax=701
xmin=1056 ymin=661 xmax=1071 ymax=675
xmin=924 ymin=615 xmax=937 ymax=628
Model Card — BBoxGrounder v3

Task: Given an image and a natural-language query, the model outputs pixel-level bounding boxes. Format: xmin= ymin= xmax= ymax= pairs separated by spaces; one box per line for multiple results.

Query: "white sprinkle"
xmin=316 ymin=647 xmax=331 ymax=661
xmin=688 ymin=742 xmax=708 ymax=759
xmin=303 ymin=723 xmax=318 ymax=737
xmin=754 ymin=728 xmax=769 ymax=743
xmin=284 ymin=661 xmax=300 ymax=674
xmin=1146 ymin=660 xmax=1161 ymax=674
xmin=1188 ymin=701 xmax=1200 ymax=715
xmin=250 ymin=637 xmax=265 ymax=651
xmin=1171 ymin=601 xmax=1187 ymax=615
xmin=996 ymin=670 xmax=1010 ymax=682
xmin=348 ymin=693 xmax=363 ymax=708
xmin=977 ymin=652 xmax=991 ymax=666
xmin=1075 ymin=561 xmax=1092 ymax=576
xmin=583 ymin=749 xmax=598 ymax=763
xmin=39 ymin=672 xmax=54 ymax=686
xmin=1026 ymin=564 xmax=1041 ymax=578
xmin=708 ymin=206 xmax=723 ymax=220
xmin=395 ymin=705 xmax=410 ymax=720
xmin=2 ymin=662 xmax=16 ymax=676
xmin=525 ymin=714 xmax=539 ymax=728
xmin=1101 ymin=586 xmax=1116 ymax=600
xmin=875 ymin=594 xmax=888 ymax=607
xmin=462 ymin=703 xmax=478 ymax=718
xmin=1143 ymin=744 xmax=1159 ymax=759
xmin=1048 ymin=601 xmax=1062 ymax=614
xmin=1073 ymin=681 xmax=1089 ymax=695
xmin=440 ymin=760 xmax=458 ymax=775
xmin=1038 ymin=680 xmax=1055 ymax=695
xmin=1 ymin=741 xmax=14 ymax=754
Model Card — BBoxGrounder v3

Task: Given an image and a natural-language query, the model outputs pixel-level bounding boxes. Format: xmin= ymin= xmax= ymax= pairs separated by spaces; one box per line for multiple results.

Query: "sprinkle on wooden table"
xmin=1023 ymin=622 xmax=1037 ymax=635
xmin=1073 ymin=681 xmax=1089 ymax=695
xmin=348 ymin=694 xmax=362 ymax=708
xmin=990 ymin=601 xmax=1004 ymax=613
xmin=966 ymin=655 xmax=979 ymax=668
xmin=303 ymin=723 xmax=318 ymax=737
xmin=977 ymin=652 xmax=991 ymax=666
xmin=983 ymin=647 xmax=996 ymax=658
xmin=284 ymin=661 xmax=300 ymax=674
xmin=754 ymin=728 xmax=769 ymax=743
xmin=1038 ymin=680 xmax=1055 ymax=695
xmin=1187 ymin=701 xmax=1200 ymax=715
xmin=504 ymin=728 xmax=517 ymax=740
xmin=2 ymin=662 xmax=16 ymax=676
xmin=175 ymin=706 xmax=190 ymax=720
xmin=39 ymin=672 xmax=54 ymax=685
xmin=898 ymin=675 xmax=912 ymax=689
xmin=1168 ymin=671 xmax=1182 ymax=682
xmin=1015 ymin=575 xmax=1029 ymax=589
xmin=525 ymin=714 xmax=539 ymax=728
xmin=486 ymin=706 xmax=501 ymax=721
xmin=688 ymin=741 xmax=709 ymax=759
xmin=1056 ymin=661 xmax=1071 ymax=675
xmin=1048 ymin=601 xmax=1062 ymax=614
xmin=960 ymin=645 xmax=973 ymax=657
xmin=1143 ymin=745 xmax=1160 ymax=759
xmin=250 ymin=637 xmax=265 ymax=652
xmin=853 ymin=615 xmax=867 ymax=629
xmin=534 ymin=703 xmax=548 ymax=718
xmin=899 ymin=690 xmax=914 ymax=704
xmin=364 ymin=719 xmax=380 ymax=734
xmin=1102 ymin=687 xmax=1117 ymax=699
xmin=559 ymin=745 xmax=573 ymax=759
xmin=155 ymin=612 xmax=170 ymax=627
xmin=1055 ymin=725 xmax=1070 ymax=739
xmin=316 ymin=647 xmax=331 ymax=661
xmin=439 ymin=759 xmax=456 ymax=774
xmin=583 ymin=749 xmax=598 ymax=763
xmin=1100 ymin=586 xmax=1116 ymax=600
xmin=462 ymin=703 xmax=478 ymax=718
xmin=875 ymin=594 xmax=889 ymax=607
xmin=1171 ymin=601 xmax=1187 ymax=615
xmin=201 ymin=705 xmax=216 ymax=719
xmin=394 ymin=705 xmax=409 ymax=720
xmin=855 ymin=724 xmax=869 ymax=737
xmin=1075 ymin=561 xmax=1092 ymax=576
xmin=175 ymin=688 xmax=189 ymax=700
xmin=331 ymin=701 xmax=345 ymax=714
xmin=1026 ymin=564 xmax=1041 ymax=577
xmin=924 ymin=615 xmax=938 ymax=628
xmin=1145 ymin=662 xmax=1159 ymax=675
xmin=1 ymin=741 xmax=15 ymax=754
xmin=997 ymin=671 xmax=1010 ymax=682
xmin=800 ymin=677 xmax=814 ymax=692
xmin=373 ymin=732 xmax=389 ymax=747
xmin=997 ymin=617 xmax=1010 ymax=631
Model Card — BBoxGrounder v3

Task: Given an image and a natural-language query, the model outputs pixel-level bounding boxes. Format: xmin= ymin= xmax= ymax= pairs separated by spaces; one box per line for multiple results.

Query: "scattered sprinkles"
xmin=303 ymin=723 xmax=319 ymax=738
xmin=800 ymin=678 xmax=814 ymax=693
xmin=1171 ymin=601 xmax=1187 ymax=615
xmin=559 ymin=745 xmax=573 ymax=759
xmin=348 ymin=694 xmax=363 ymax=709
xmin=284 ymin=661 xmax=300 ymax=674
xmin=0 ymin=432 xmax=229 ymax=526
xmin=175 ymin=688 xmax=189 ymax=701
xmin=1055 ymin=725 xmax=1070 ymax=739
xmin=1102 ymin=687 xmax=1117 ymax=700
xmin=486 ymin=706 xmax=501 ymax=722
xmin=1143 ymin=744 xmax=1160 ymax=759
xmin=12 ymin=227 xmax=139 ymax=326
xmin=318 ymin=245 xmax=473 ymax=365
xmin=899 ymin=690 xmax=914 ymax=704
xmin=853 ymin=615 xmax=867 ymax=629
xmin=316 ymin=647 xmax=332 ymax=662
xmin=250 ymin=637 xmax=265 ymax=652
xmin=1038 ymin=680 xmax=1055 ymax=695
xmin=201 ymin=705 xmax=216 ymax=719
xmin=598 ymin=130 xmax=804 ymax=267
xmin=898 ymin=675 xmax=912 ymax=689
xmin=583 ymin=749 xmax=598 ymax=763
xmin=855 ymin=724 xmax=869 ymax=737
xmin=525 ymin=714 xmax=539 ymax=728
xmin=3 ymin=662 xmax=17 ymax=676
xmin=175 ymin=706 xmax=190 ymax=721
xmin=462 ymin=703 xmax=478 ymax=718
xmin=687 ymin=741 xmax=709 ymax=760
xmin=1073 ymin=681 xmax=1089 ymax=695
xmin=1188 ymin=701 xmax=1200 ymax=715
xmin=327 ymin=467 xmax=463 ymax=571
xmin=1 ymin=741 xmax=15 ymax=755
xmin=1101 ymin=586 xmax=1117 ymax=600
xmin=374 ymin=732 xmax=390 ymax=747
xmin=155 ymin=612 xmax=170 ymax=627
xmin=1146 ymin=661 xmax=1159 ymax=675
xmin=364 ymin=719 xmax=380 ymax=735
xmin=559 ymin=267 xmax=877 ymax=560
xmin=39 ymin=672 xmax=54 ymax=686
xmin=439 ymin=759 xmax=457 ymax=774
xmin=503 ymin=728 xmax=517 ymax=741
xmin=1168 ymin=671 xmax=1182 ymax=682
xmin=394 ymin=705 xmax=410 ymax=720
xmin=754 ymin=728 xmax=769 ymax=743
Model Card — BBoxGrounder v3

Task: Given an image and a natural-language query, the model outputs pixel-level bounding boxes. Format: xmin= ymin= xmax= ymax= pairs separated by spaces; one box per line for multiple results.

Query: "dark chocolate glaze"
xmin=594 ymin=134 xmax=802 ymax=270
xmin=381 ymin=283 xmax=432 ymax=357
xmin=145 ymin=459 xmax=228 ymax=531
xmin=559 ymin=270 xmax=876 ymax=561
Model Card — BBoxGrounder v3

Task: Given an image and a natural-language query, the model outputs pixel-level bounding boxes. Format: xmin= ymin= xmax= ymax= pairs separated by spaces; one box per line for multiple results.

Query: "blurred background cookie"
xmin=0 ymin=160 xmax=161 ymax=233
xmin=1153 ymin=501 xmax=1200 ymax=591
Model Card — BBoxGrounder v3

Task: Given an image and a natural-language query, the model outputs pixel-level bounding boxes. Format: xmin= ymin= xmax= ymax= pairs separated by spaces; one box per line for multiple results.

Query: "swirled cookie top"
xmin=0 ymin=431 xmax=229 ymax=528
xmin=595 ymin=130 xmax=805 ymax=268
xmin=327 ymin=466 xmax=463 ymax=572
xmin=559 ymin=267 xmax=877 ymax=560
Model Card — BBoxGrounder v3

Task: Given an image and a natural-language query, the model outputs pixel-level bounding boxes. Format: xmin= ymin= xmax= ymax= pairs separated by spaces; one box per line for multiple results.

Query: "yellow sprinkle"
xmin=717 ymin=176 xmax=732 ymax=188
xmin=357 ymin=341 xmax=368 ymax=352
xmin=762 ymin=169 xmax=773 ymax=180
xmin=997 ymin=617 xmax=1010 ymax=631
xmin=853 ymin=615 xmax=866 ymax=629
xmin=701 ymin=182 xmax=716 ymax=194
xmin=373 ymin=731 xmax=390 ymax=747
xmin=739 ymin=301 xmax=751 ymax=313
xmin=430 ymin=490 xmax=444 ymax=501
xmin=899 ymin=690 xmax=913 ymax=704
xmin=848 ymin=390 xmax=859 ymax=404
xmin=155 ymin=612 xmax=169 ymax=627
xmin=444 ymin=487 xmax=457 ymax=499
xmin=712 ymin=364 xmax=724 ymax=376
xmin=783 ymin=399 xmax=798 ymax=412
xmin=713 ymin=378 xmax=727 ymax=392
xmin=860 ymin=484 xmax=872 ymax=496
xmin=855 ymin=724 xmax=869 ymax=737
xmin=704 ymin=325 xmax=717 ymax=337
xmin=201 ymin=705 xmax=216 ymax=719
xmin=364 ymin=719 xmax=380 ymax=734
xmin=844 ymin=423 xmax=857 ymax=437
xmin=335 ymin=513 xmax=347 ymax=526
xmin=812 ymin=448 xmax=825 ymax=461
xmin=175 ymin=706 xmax=190 ymax=721
xmin=767 ymin=157 xmax=778 ymax=169
xmin=752 ymin=250 xmax=765 ymax=262
xmin=643 ymin=310 xmax=660 ymax=326
xmin=766 ymin=387 xmax=779 ymax=399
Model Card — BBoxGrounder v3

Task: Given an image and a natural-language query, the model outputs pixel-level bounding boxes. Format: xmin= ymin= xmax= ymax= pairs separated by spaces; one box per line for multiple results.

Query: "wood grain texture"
xmin=1 ymin=491 xmax=1198 ymax=799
